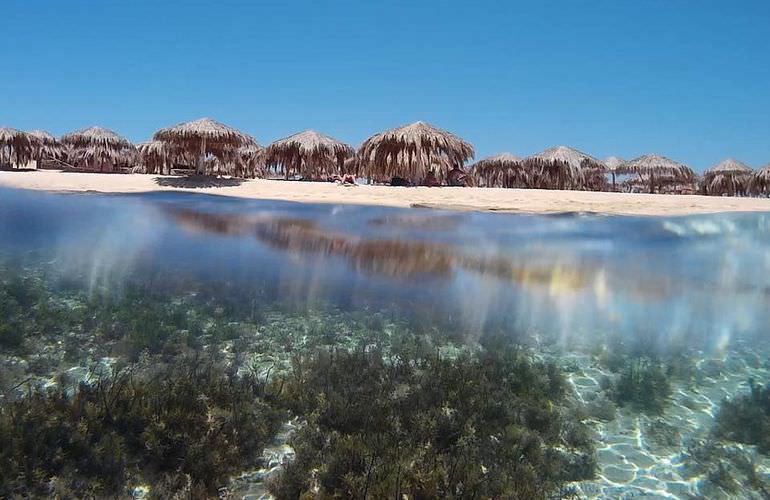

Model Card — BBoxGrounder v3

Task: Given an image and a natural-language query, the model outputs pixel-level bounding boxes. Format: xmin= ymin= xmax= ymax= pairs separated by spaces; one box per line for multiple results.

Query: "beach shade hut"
xmin=266 ymin=130 xmax=353 ymax=180
xmin=702 ymin=158 xmax=752 ymax=196
xmin=137 ymin=140 xmax=175 ymax=174
xmin=0 ymin=127 xmax=35 ymax=168
xmin=470 ymin=153 xmax=524 ymax=188
xmin=28 ymin=129 xmax=64 ymax=169
xmin=522 ymin=146 xmax=605 ymax=190
xmin=61 ymin=126 xmax=136 ymax=172
xmin=358 ymin=121 xmax=474 ymax=185
xmin=616 ymin=154 xmax=694 ymax=194
xmin=604 ymin=156 xmax=625 ymax=191
xmin=153 ymin=118 xmax=252 ymax=175
xmin=221 ymin=142 xmax=265 ymax=178
xmin=749 ymin=164 xmax=770 ymax=196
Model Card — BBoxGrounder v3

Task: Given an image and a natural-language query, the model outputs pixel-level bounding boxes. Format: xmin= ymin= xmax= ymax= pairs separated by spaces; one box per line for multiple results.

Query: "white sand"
xmin=2 ymin=170 xmax=770 ymax=216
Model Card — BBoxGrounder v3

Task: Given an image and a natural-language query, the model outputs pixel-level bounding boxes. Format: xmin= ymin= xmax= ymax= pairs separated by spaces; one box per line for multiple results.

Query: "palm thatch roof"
xmin=750 ymin=164 xmax=770 ymax=195
xmin=522 ymin=146 xmax=605 ymax=190
xmin=152 ymin=118 xmax=252 ymax=175
xmin=358 ymin=121 xmax=474 ymax=182
xmin=28 ymin=129 xmax=57 ymax=145
xmin=153 ymin=118 xmax=251 ymax=146
xmin=703 ymin=158 xmax=752 ymax=196
xmin=616 ymin=154 xmax=694 ymax=178
xmin=61 ymin=126 xmax=131 ymax=149
xmin=604 ymin=156 xmax=625 ymax=171
xmin=138 ymin=140 xmax=173 ymax=174
xmin=470 ymin=153 xmax=523 ymax=188
xmin=616 ymin=154 xmax=694 ymax=194
xmin=266 ymin=130 xmax=353 ymax=180
xmin=220 ymin=143 xmax=265 ymax=178
xmin=27 ymin=129 xmax=64 ymax=166
xmin=61 ymin=127 xmax=135 ymax=172
xmin=704 ymin=158 xmax=751 ymax=176
xmin=0 ymin=127 xmax=35 ymax=166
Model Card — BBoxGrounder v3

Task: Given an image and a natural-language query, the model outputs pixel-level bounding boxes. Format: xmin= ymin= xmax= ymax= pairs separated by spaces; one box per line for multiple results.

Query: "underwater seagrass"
xmin=606 ymin=357 xmax=672 ymax=415
xmin=0 ymin=353 xmax=285 ymax=498
xmin=714 ymin=378 xmax=770 ymax=453
xmin=268 ymin=344 xmax=596 ymax=499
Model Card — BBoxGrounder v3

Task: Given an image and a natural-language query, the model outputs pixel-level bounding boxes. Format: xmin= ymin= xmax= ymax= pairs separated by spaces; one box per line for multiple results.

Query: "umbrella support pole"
xmin=196 ymin=137 xmax=207 ymax=175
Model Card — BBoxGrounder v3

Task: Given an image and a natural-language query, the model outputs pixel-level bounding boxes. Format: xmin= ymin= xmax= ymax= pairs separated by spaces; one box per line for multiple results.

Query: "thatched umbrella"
xmin=220 ymin=143 xmax=265 ymax=178
xmin=604 ymin=156 xmax=625 ymax=191
xmin=616 ymin=154 xmax=694 ymax=194
xmin=28 ymin=130 xmax=64 ymax=168
xmin=470 ymin=153 xmax=523 ymax=188
xmin=750 ymin=164 xmax=770 ymax=196
xmin=522 ymin=146 xmax=605 ymax=190
xmin=0 ymin=127 xmax=35 ymax=168
xmin=703 ymin=158 xmax=752 ymax=196
xmin=137 ymin=140 xmax=174 ymax=174
xmin=266 ymin=130 xmax=353 ymax=180
xmin=358 ymin=121 xmax=474 ymax=184
xmin=61 ymin=126 xmax=136 ymax=172
xmin=153 ymin=118 xmax=252 ymax=175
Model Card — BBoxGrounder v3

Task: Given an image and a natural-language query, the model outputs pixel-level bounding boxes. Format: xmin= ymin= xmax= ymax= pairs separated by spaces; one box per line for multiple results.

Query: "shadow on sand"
xmin=154 ymin=175 xmax=246 ymax=189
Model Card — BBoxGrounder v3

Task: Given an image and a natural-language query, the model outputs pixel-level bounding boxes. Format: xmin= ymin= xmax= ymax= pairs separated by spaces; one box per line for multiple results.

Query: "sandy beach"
xmin=2 ymin=170 xmax=770 ymax=216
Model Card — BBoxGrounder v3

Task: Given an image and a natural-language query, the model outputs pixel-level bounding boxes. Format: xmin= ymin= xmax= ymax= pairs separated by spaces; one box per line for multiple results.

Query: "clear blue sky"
xmin=2 ymin=1 xmax=770 ymax=171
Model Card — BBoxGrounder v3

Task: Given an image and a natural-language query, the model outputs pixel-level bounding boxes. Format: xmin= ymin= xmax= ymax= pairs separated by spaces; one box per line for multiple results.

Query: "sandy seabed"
xmin=2 ymin=170 xmax=770 ymax=216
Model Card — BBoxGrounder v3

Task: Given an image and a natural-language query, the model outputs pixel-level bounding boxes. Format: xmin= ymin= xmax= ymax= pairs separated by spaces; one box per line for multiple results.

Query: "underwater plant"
xmin=0 ymin=353 xmax=285 ymax=497
xmin=607 ymin=357 xmax=672 ymax=415
xmin=268 ymin=345 xmax=595 ymax=499
xmin=714 ymin=378 xmax=770 ymax=453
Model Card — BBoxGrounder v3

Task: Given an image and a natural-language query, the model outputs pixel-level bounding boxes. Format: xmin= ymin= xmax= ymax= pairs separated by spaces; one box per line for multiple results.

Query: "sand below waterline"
xmin=2 ymin=170 xmax=770 ymax=216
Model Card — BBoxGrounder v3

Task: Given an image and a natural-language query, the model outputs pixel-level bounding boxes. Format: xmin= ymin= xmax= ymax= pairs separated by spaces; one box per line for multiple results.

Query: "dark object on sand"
xmin=390 ymin=176 xmax=412 ymax=187
xmin=331 ymin=173 xmax=357 ymax=185
xmin=448 ymin=167 xmax=471 ymax=187
xmin=423 ymin=171 xmax=441 ymax=187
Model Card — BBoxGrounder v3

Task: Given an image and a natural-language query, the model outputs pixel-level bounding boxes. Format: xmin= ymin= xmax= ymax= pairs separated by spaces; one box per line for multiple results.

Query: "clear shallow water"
xmin=1 ymin=187 xmax=769 ymax=498
xmin=3 ymin=188 xmax=769 ymax=350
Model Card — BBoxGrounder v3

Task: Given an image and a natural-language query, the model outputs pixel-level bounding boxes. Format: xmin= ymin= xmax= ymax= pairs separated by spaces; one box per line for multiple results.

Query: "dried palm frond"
xmin=61 ymin=126 xmax=131 ymax=149
xmin=28 ymin=129 xmax=65 ymax=168
xmin=703 ymin=158 xmax=752 ymax=196
xmin=266 ymin=130 xmax=353 ymax=180
xmin=470 ymin=153 xmax=524 ymax=188
xmin=138 ymin=140 xmax=174 ymax=174
xmin=522 ymin=146 xmax=605 ymax=190
xmin=358 ymin=121 xmax=474 ymax=183
xmin=750 ymin=164 xmax=770 ymax=196
xmin=152 ymin=118 xmax=252 ymax=175
xmin=0 ymin=127 xmax=35 ymax=167
xmin=616 ymin=155 xmax=694 ymax=194
xmin=217 ymin=143 xmax=265 ymax=178
xmin=61 ymin=126 xmax=136 ymax=172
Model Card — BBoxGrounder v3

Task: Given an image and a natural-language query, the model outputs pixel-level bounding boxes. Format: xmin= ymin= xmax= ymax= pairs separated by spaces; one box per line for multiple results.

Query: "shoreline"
xmin=2 ymin=170 xmax=770 ymax=216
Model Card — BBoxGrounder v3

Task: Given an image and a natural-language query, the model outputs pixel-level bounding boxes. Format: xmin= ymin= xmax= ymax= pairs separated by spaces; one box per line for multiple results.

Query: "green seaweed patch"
xmin=714 ymin=378 xmax=770 ymax=454
xmin=605 ymin=357 xmax=672 ymax=415
xmin=0 ymin=354 xmax=285 ymax=498
xmin=268 ymin=345 xmax=595 ymax=499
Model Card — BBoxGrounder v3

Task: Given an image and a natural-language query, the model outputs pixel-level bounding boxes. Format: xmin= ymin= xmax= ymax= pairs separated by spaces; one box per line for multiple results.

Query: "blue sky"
xmin=2 ymin=0 xmax=770 ymax=171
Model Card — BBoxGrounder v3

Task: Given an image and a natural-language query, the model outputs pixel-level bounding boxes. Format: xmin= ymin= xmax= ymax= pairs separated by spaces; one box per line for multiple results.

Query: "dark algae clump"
xmin=0 ymin=354 xmax=284 ymax=498
xmin=606 ymin=357 xmax=672 ymax=415
xmin=715 ymin=378 xmax=770 ymax=453
xmin=268 ymin=345 xmax=595 ymax=499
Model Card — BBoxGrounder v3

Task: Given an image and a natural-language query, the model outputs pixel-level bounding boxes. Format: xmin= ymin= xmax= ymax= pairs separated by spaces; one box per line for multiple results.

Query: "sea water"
xmin=0 ymin=187 xmax=769 ymax=498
